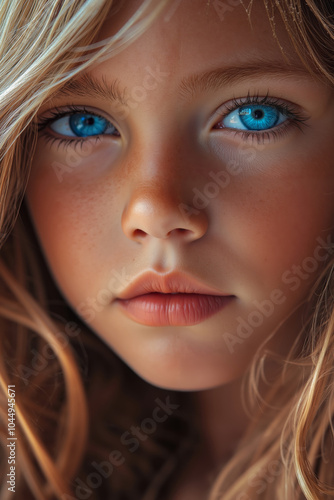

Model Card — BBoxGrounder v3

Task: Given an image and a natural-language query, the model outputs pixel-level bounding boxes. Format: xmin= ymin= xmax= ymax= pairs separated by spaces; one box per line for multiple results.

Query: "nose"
xmin=121 ymin=179 xmax=209 ymax=244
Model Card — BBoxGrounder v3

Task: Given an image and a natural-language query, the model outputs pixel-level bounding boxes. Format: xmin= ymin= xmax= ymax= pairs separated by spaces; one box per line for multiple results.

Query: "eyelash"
xmin=37 ymin=105 xmax=115 ymax=149
xmin=213 ymin=93 xmax=309 ymax=144
xmin=37 ymin=95 xmax=309 ymax=150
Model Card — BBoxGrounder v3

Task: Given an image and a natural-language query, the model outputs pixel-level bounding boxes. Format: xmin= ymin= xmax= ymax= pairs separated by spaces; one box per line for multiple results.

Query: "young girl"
xmin=0 ymin=0 xmax=333 ymax=498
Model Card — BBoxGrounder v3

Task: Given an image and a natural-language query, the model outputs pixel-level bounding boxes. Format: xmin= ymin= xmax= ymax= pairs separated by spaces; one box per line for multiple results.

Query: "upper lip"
xmin=117 ymin=271 xmax=232 ymax=300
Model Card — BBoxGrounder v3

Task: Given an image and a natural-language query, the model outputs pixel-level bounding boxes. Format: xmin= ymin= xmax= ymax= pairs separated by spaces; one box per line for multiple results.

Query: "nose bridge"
xmin=127 ymin=120 xmax=191 ymax=197
xmin=121 ymin=132 xmax=209 ymax=242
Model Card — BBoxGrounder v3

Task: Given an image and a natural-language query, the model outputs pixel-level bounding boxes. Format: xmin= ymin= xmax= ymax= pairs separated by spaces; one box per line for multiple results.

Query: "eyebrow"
xmin=56 ymin=73 xmax=128 ymax=106
xmin=178 ymin=61 xmax=313 ymax=100
xmin=53 ymin=61 xmax=313 ymax=105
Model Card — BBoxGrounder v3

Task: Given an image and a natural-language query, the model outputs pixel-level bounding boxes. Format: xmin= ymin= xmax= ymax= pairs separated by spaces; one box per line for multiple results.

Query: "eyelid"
xmin=210 ymin=93 xmax=309 ymax=133
xmin=213 ymin=94 xmax=305 ymax=123
xmin=207 ymin=93 xmax=310 ymax=145
xmin=37 ymin=104 xmax=119 ymax=133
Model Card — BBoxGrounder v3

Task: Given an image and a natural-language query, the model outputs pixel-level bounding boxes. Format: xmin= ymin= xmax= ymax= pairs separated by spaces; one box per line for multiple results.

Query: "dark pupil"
xmin=84 ymin=117 xmax=95 ymax=126
xmin=253 ymin=109 xmax=264 ymax=120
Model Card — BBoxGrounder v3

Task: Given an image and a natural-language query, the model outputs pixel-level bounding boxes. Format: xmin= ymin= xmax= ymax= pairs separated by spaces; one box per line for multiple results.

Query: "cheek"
xmin=25 ymin=143 xmax=126 ymax=304
xmin=208 ymin=131 xmax=334 ymax=298
xmin=234 ymin=175 xmax=331 ymax=260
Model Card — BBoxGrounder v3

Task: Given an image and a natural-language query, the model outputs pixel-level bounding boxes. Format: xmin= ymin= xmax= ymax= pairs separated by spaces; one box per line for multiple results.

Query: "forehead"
xmin=96 ymin=0 xmax=302 ymax=76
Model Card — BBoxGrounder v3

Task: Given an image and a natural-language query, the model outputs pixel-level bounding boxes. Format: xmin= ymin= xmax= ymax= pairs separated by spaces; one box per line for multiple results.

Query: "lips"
xmin=116 ymin=271 xmax=234 ymax=326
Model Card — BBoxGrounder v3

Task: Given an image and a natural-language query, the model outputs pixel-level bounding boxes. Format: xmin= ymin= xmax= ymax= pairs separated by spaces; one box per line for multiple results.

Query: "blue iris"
xmin=223 ymin=104 xmax=284 ymax=131
xmin=69 ymin=114 xmax=108 ymax=137
xmin=238 ymin=105 xmax=279 ymax=130
xmin=50 ymin=113 xmax=115 ymax=137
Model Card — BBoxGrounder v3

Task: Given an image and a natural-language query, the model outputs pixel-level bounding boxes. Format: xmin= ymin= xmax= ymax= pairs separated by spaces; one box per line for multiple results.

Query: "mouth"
xmin=115 ymin=271 xmax=235 ymax=326
xmin=117 ymin=292 xmax=234 ymax=326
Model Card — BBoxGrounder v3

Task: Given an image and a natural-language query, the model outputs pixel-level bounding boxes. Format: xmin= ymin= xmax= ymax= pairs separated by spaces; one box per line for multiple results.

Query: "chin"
xmin=129 ymin=362 xmax=242 ymax=392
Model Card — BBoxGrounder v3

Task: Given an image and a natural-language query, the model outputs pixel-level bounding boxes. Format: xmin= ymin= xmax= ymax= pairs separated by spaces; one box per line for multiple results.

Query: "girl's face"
xmin=26 ymin=0 xmax=334 ymax=390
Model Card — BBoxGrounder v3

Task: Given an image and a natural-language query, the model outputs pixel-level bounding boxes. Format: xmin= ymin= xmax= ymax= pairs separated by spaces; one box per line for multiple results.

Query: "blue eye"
xmin=50 ymin=113 xmax=119 ymax=138
xmin=222 ymin=104 xmax=287 ymax=131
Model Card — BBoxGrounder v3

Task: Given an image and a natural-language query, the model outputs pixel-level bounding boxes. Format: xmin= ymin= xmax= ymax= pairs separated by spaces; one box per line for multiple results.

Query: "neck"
xmin=192 ymin=376 xmax=249 ymax=468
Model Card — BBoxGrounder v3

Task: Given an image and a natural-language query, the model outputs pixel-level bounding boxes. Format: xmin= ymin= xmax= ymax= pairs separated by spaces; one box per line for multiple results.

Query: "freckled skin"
xmin=25 ymin=0 xmax=334 ymax=391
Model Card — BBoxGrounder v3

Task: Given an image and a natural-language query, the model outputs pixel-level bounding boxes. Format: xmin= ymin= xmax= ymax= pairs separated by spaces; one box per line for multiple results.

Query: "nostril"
xmin=133 ymin=229 xmax=146 ymax=239
xmin=169 ymin=228 xmax=188 ymax=235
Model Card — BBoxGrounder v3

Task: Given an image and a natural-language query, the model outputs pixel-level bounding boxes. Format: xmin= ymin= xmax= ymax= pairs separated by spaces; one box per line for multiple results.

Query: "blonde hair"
xmin=0 ymin=1 xmax=333 ymax=499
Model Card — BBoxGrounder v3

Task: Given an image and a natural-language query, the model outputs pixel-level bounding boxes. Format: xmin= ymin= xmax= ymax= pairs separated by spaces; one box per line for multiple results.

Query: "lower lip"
xmin=117 ymin=293 xmax=234 ymax=326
